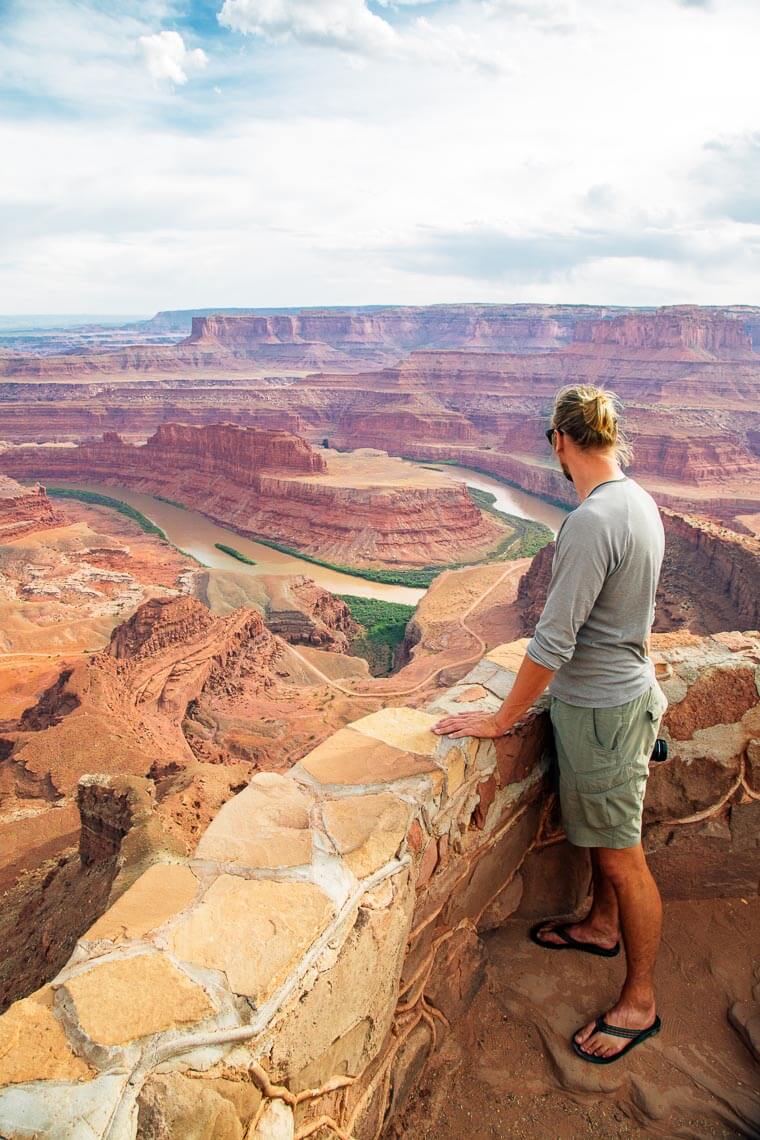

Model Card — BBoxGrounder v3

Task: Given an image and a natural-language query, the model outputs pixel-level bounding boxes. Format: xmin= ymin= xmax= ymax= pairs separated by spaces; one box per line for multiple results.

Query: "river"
xmin=55 ymin=468 xmax=567 ymax=606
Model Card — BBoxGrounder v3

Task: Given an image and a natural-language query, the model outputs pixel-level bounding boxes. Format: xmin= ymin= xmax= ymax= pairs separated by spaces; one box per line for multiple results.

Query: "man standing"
xmin=432 ymin=383 xmax=668 ymax=1064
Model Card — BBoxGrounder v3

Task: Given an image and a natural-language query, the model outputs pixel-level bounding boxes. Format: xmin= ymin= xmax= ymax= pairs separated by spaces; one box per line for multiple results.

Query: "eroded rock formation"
xmin=0 ymin=632 xmax=756 ymax=1138
xmin=0 ymin=476 xmax=63 ymax=541
xmin=0 ymin=425 xmax=511 ymax=569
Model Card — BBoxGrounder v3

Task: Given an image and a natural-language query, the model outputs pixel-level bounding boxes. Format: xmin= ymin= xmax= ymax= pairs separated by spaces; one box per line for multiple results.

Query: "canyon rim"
xmin=3 ymin=0 xmax=760 ymax=1134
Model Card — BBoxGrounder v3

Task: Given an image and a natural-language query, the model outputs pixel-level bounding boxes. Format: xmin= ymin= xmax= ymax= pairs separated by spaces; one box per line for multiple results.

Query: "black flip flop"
xmin=572 ymin=1015 xmax=662 ymax=1064
xmin=529 ymin=921 xmax=620 ymax=957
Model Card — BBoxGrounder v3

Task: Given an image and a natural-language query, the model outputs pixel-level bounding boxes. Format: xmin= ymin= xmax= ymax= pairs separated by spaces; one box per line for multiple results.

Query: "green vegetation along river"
xmin=47 ymin=468 xmax=567 ymax=606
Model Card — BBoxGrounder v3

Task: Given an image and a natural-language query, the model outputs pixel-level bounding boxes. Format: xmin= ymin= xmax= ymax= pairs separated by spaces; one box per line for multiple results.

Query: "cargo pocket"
xmin=572 ymin=767 xmax=641 ymax=833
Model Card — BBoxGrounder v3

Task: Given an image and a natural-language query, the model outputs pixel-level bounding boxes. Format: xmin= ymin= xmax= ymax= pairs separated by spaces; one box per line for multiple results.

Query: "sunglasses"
xmin=545 ymin=427 xmax=561 ymax=445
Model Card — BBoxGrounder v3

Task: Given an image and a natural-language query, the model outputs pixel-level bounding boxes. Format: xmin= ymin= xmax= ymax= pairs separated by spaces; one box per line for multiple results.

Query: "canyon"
xmin=0 ymin=302 xmax=758 ymax=1139
xmin=2 ymin=305 xmax=759 ymax=531
xmin=0 ymin=424 xmax=516 ymax=571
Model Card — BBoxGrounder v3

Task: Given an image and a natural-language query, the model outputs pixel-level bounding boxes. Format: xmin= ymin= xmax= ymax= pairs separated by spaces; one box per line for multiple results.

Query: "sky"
xmin=2 ymin=0 xmax=760 ymax=313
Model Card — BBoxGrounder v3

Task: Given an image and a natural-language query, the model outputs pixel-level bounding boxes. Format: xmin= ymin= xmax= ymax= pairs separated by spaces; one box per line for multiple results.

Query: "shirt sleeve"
xmin=525 ymin=511 xmax=611 ymax=672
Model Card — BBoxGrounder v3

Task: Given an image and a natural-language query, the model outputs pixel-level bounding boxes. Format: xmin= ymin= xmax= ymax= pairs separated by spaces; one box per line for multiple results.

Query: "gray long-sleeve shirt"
xmin=525 ymin=476 xmax=664 ymax=707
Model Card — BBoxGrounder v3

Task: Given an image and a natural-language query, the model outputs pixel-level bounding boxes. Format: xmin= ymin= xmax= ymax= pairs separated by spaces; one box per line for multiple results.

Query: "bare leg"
xmin=537 ymin=848 xmax=620 ymax=949
xmin=575 ymin=843 xmax=662 ymax=1059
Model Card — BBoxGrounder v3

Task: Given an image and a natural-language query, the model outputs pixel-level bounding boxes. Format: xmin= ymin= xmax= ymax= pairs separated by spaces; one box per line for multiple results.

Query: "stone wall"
xmin=0 ymin=633 xmax=758 ymax=1139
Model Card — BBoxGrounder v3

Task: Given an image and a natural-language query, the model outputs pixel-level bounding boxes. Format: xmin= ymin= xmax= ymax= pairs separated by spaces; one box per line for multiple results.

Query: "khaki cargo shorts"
xmin=549 ymin=682 xmax=669 ymax=849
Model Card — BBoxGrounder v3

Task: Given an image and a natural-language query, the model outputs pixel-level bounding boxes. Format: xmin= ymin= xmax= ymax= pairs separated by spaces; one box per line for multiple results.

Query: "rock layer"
xmin=0 ymin=476 xmax=64 ymax=541
xmin=0 ymin=425 xmax=510 ymax=569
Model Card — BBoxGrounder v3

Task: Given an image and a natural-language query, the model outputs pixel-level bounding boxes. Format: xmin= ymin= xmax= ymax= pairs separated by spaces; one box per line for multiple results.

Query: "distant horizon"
xmin=3 ymin=300 xmax=760 ymax=332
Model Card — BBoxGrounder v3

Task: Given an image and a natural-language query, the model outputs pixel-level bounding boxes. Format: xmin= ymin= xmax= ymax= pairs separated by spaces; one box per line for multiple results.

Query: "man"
xmin=432 ymin=383 xmax=668 ymax=1065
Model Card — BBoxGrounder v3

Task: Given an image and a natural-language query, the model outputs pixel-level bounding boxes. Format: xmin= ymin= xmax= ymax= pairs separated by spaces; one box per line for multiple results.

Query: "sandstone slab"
xmin=0 ymin=1074 xmax=127 ymax=1140
xmin=170 ymin=875 xmax=334 ymax=1001
xmin=425 ymin=924 xmax=486 ymax=1023
xmin=136 ymin=1073 xmax=246 ymax=1140
xmin=443 ymin=801 xmax=541 ymax=927
xmin=269 ymin=870 xmax=414 ymax=1089
xmin=514 ymin=841 xmax=591 ymax=919
xmin=350 ymin=707 xmax=439 ymax=755
xmin=0 ymin=987 xmax=92 ymax=1085
xmin=666 ymin=665 xmax=759 ymax=739
xmin=297 ymin=727 xmax=438 ymax=787
xmin=477 ymin=871 xmax=524 ymax=933
xmin=484 ymin=639 xmax=530 ymax=673
xmin=59 ymin=953 xmax=215 ymax=1046
xmin=461 ymin=660 xmax=516 ymax=699
xmin=322 ymin=793 xmax=412 ymax=878
xmin=84 ymin=863 xmax=199 ymax=942
xmin=196 ymin=773 xmax=312 ymax=869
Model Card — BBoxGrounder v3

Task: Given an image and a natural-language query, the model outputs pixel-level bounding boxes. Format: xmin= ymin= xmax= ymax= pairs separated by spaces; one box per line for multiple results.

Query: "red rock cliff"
xmin=143 ymin=422 xmax=326 ymax=482
xmin=517 ymin=507 xmax=760 ymax=636
xmin=571 ymin=307 xmax=755 ymax=359
xmin=0 ymin=476 xmax=64 ymax=541
xmin=0 ymin=425 xmax=509 ymax=570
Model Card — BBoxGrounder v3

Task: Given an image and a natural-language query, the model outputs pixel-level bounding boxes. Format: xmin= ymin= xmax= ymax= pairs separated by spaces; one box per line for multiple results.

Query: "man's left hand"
xmin=432 ymin=712 xmax=508 ymax=739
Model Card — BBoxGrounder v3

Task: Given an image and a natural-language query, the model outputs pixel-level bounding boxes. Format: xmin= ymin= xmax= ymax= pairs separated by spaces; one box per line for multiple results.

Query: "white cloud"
xmin=217 ymin=0 xmax=505 ymax=70
xmin=217 ymin=0 xmax=397 ymax=54
xmin=3 ymin=0 xmax=760 ymax=310
xmin=138 ymin=30 xmax=208 ymax=85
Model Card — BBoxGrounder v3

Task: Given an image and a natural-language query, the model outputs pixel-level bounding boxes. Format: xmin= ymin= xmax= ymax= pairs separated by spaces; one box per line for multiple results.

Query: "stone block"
xmin=58 ymin=953 xmax=215 ymax=1047
xmin=269 ymin=870 xmax=414 ymax=1088
xmin=196 ymin=774 xmax=312 ymax=869
xmin=84 ymin=863 xmax=199 ymax=942
xmin=385 ymin=1022 xmax=432 ymax=1120
xmin=645 ymin=749 xmax=742 ymax=823
xmin=494 ymin=724 xmax=544 ymax=788
xmin=425 ymin=686 xmax=500 ymax=717
xmin=415 ymin=838 xmax=439 ymax=889
xmin=729 ymin=800 xmax=760 ymax=851
xmin=473 ymin=775 xmax=498 ymax=829
xmin=644 ymin=818 xmax=759 ymax=900
xmin=170 ymin=875 xmax=334 ymax=1001
xmin=443 ymin=745 xmax=467 ymax=795
xmin=251 ymin=1099 xmax=294 ymax=1139
xmin=290 ymin=1019 xmax=370 ymax=1099
xmin=442 ymin=801 xmax=540 ymax=927
xmin=0 ymin=987 xmax=93 ymax=1085
xmin=474 ymin=665 xmax=517 ymax=700
xmin=425 ymin=924 xmax=485 ymax=1024
xmin=296 ymin=728 xmax=438 ymax=787
xmin=136 ymin=1073 xmax=245 ymax=1140
xmin=0 ymin=1074 xmax=127 ymax=1140
xmin=514 ymin=841 xmax=591 ymax=920
xmin=665 ymin=665 xmax=758 ymax=740
xmin=484 ymin=640 xmax=530 ymax=672
xmin=477 ymin=872 xmax=524 ymax=932
xmin=322 ymin=793 xmax=412 ymax=878
xmin=349 ymin=707 xmax=439 ymax=755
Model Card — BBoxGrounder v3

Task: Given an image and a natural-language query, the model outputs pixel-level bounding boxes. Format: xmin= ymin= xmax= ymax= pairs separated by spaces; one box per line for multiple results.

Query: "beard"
xmin=560 ymin=460 xmax=574 ymax=483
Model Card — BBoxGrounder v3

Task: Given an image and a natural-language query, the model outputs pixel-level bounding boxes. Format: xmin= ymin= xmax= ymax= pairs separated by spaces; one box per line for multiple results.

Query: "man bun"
xmin=581 ymin=391 xmax=617 ymax=442
xmin=552 ymin=384 xmax=633 ymax=465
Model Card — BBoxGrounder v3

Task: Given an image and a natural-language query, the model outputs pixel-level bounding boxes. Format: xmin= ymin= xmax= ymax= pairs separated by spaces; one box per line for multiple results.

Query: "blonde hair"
xmin=551 ymin=384 xmax=633 ymax=467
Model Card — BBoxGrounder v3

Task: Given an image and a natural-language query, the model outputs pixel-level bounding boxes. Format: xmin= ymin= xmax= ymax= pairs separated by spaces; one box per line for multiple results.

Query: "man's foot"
xmin=534 ymin=917 xmax=619 ymax=953
xmin=574 ymin=997 xmax=658 ymax=1061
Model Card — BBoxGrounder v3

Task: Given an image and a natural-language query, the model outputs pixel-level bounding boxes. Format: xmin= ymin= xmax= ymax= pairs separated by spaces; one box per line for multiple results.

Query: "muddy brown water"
xmin=53 ymin=468 xmax=568 ymax=605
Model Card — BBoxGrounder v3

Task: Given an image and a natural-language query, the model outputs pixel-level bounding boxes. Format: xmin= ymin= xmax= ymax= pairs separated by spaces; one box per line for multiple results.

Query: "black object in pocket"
xmin=650 ymin=738 xmax=668 ymax=763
